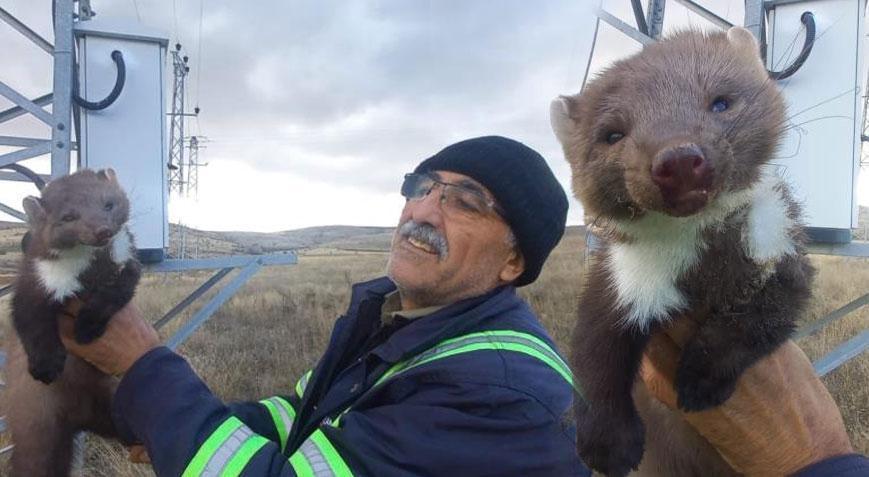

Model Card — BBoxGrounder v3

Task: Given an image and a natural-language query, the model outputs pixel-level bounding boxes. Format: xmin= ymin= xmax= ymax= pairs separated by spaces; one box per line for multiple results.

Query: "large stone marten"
xmin=550 ymin=28 xmax=814 ymax=476
xmin=6 ymin=168 xmax=141 ymax=476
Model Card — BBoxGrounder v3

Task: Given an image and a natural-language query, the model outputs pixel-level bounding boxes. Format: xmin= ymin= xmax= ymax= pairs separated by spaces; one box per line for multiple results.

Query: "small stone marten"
xmin=550 ymin=28 xmax=814 ymax=476
xmin=6 ymin=168 xmax=141 ymax=476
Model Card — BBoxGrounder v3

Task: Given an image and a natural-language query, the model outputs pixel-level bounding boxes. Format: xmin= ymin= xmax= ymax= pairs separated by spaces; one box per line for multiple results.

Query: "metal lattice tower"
xmin=167 ymin=43 xmax=190 ymax=194
xmin=186 ymin=135 xmax=208 ymax=199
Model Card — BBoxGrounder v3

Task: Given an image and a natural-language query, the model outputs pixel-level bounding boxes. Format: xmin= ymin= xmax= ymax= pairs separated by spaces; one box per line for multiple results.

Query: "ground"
xmin=0 ymin=225 xmax=866 ymax=475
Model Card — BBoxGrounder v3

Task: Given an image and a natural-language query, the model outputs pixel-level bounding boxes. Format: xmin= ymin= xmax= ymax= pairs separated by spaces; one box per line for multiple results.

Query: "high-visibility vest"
xmin=182 ymin=330 xmax=575 ymax=477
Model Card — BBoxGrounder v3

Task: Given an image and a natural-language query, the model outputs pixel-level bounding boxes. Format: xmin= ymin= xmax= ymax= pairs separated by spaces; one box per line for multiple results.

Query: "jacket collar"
xmin=347 ymin=278 xmax=522 ymax=364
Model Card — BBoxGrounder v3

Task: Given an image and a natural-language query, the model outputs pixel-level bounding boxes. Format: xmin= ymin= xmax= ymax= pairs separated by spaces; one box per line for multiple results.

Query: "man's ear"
xmin=22 ymin=196 xmax=45 ymax=225
xmin=499 ymin=248 xmax=525 ymax=284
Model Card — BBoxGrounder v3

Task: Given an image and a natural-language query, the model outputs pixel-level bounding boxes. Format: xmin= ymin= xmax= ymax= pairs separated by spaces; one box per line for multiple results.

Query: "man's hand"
xmin=640 ymin=316 xmax=854 ymax=476
xmin=59 ymin=299 xmax=160 ymax=376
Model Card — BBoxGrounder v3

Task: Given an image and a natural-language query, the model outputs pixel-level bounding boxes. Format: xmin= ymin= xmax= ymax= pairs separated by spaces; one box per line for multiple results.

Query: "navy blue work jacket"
xmin=112 ymin=277 xmax=591 ymax=476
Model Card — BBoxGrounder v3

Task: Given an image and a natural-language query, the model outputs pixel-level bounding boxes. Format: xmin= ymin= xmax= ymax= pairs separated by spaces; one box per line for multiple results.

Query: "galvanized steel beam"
xmin=0 ymin=170 xmax=52 ymax=183
xmin=50 ymin=0 xmax=73 ymax=178
xmin=0 ymin=93 xmax=52 ymax=125
xmin=814 ymin=329 xmax=869 ymax=376
xmin=154 ymin=267 xmax=233 ymax=330
xmin=0 ymin=201 xmax=26 ymax=221
xmin=0 ymin=142 xmax=52 ymax=170
xmin=166 ymin=260 xmax=264 ymax=350
xmin=672 ymin=0 xmax=734 ymax=29
xmin=646 ymin=0 xmax=667 ymax=38
xmin=0 ymin=136 xmax=49 ymax=148
xmin=0 ymin=6 xmax=53 ymax=54
xmin=0 ymin=80 xmax=54 ymax=126
xmin=598 ymin=9 xmax=655 ymax=45
xmin=145 ymin=253 xmax=298 ymax=273
xmin=744 ymin=0 xmax=767 ymax=56
xmin=796 ymin=293 xmax=869 ymax=339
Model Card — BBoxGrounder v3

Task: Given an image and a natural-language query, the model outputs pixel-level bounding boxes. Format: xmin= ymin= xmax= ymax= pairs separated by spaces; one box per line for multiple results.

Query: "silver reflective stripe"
xmin=299 ymin=437 xmax=335 ymax=477
xmin=201 ymin=425 xmax=255 ymax=476
xmin=267 ymin=397 xmax=295 ymax=434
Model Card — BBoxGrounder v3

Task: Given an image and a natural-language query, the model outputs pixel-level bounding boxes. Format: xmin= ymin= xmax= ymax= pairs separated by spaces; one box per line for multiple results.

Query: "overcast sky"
xmin=1 ymin=0 xmax=866 ymax=232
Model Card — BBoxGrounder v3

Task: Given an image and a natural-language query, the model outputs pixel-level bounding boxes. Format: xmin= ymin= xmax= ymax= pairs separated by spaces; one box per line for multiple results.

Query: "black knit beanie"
xmin=414 ymin=136 xmax=568 ymax=287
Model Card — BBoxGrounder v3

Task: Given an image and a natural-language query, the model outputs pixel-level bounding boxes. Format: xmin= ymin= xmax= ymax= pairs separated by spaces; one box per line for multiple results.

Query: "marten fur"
xmin=6 ymin=168 xmax=141 ymax=476
xmin=550 ymin=28 xmax=814 ymax=476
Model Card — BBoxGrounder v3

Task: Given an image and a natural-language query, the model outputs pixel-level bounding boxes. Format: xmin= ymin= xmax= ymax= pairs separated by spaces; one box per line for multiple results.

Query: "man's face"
xmin=387 ymin=170 xmax=523 ymax=307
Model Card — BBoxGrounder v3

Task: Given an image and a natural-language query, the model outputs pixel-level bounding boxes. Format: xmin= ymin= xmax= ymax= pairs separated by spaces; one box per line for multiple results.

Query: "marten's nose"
xmin=95 ymin=227 xmax=113 ymax=242
xmin=651 ymin=143 xmax=713 ymax=215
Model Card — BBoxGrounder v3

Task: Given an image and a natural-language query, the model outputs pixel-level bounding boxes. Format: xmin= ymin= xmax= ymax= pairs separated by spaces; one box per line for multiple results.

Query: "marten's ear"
xmin=550 ymin=95 xmax=580 ymax=145
xmin=97 ymin=168 xmax=119 ymax=184
xmin=727 ymin=27 xmax=765 ymax=72
xmin=22 ymin=196 xmax=45 ymax=224
xmin=21 ymin=231 xmax=31 ymax=253
xmin=726 ymin=27 xmax=758 ymax=52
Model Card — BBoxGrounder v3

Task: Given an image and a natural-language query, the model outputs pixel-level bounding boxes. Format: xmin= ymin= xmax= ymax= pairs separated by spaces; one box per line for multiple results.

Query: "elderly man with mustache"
xmin=60 ymin=136 xmax=588 ymax=476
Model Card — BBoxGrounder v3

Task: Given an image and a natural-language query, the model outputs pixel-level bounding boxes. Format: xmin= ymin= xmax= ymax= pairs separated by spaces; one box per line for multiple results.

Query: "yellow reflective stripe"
xmin=274 ymin=396 xmax=296 ymax=420
xmin=220 ymin=435 xmax=269 ymax=477
xmin=377 ymin=330 xmax=574 ymax=388
xmin=289 ymin=451 xmax=315 ymax=477
xmin=182 ymin=417 xmax=243 ymax=477
xmin=309 ymin=430 xmax=353 ymax=477
xmin=258 ymin=399 xmax=289 ymax=451
xmin=295 ymin=369 xmax=313 ymax=397
xmin=329 ymin=330 xmax=577 ymax=426
xmin=290 ymin=429 xmax=354 ymax=476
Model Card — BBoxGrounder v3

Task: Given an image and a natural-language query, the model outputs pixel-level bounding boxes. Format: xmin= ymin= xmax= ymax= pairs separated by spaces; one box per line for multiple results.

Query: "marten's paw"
xmin=574 ymin=401 xmax=645 ymax=477
xmin=74 ymin=310 xmax=109 ymax=344
xmin=29 ymin=349 xmax=67 ymax=384
xmin=675 ymin=344 xmax=739 ymax=411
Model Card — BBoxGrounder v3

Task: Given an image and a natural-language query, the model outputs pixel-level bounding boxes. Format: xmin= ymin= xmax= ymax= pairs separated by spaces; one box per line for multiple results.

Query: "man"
xmin=61 ymin=136 xmax=868 ymax=476
xmin=63 ymin=136 xmax=586 ymax=476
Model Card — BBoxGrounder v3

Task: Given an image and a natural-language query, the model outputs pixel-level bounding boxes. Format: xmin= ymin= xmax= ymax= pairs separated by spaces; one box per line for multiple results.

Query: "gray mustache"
xmin=398 ymin=220 xmax=449 ymax=260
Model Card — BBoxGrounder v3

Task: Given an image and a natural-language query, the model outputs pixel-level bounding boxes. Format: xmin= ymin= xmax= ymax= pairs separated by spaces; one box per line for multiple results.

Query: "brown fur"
xmin=7 ymin=169 xmax=140 ymax=476
xmin=552 ymin=29 xmax=814 ymax=475
xmin=5 ymin=333 xmax=118 ymax=477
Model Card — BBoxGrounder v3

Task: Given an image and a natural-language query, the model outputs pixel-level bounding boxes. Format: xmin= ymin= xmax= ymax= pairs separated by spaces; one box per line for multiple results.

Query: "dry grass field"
xmin=0 ymin=226 xmax=866 ymax=475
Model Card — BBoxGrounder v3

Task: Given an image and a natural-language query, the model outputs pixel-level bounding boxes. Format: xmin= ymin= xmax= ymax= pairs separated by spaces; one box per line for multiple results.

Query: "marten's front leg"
xmin=572 ymin=260 xmax=651 ymax=477
xmin=12 ymin=294 xmax=67 ymax=384
xmin=74 ymin=260 xmax=141 ymax=344
xmin=676 ymin=254 xmax=813 ymax=411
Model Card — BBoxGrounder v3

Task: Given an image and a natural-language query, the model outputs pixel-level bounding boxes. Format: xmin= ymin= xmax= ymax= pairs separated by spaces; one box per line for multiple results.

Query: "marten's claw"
xmin=574 ymin=401 xmax=645 ymax=477
xmin=28 ymin=351 xmax=66 ymax=384
xmin=74 ymin=309 xmax=110 ymax=344
xmin=675 ymin=351 xmax=738 ymax=411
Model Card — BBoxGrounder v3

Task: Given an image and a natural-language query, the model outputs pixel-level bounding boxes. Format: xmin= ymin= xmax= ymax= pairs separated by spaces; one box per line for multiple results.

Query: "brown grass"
xmin=0 ymin=232 xmax=866 ymax=475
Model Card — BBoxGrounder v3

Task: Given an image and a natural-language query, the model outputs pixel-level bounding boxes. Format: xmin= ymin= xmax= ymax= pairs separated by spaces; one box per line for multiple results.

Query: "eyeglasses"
xmin=400 ymin=173 xmax=505 ymax=219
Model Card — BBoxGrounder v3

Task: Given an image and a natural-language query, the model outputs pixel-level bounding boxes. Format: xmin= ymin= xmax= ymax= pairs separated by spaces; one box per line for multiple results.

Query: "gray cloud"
xmin=2 ymin=0 xmax=747 ymax=226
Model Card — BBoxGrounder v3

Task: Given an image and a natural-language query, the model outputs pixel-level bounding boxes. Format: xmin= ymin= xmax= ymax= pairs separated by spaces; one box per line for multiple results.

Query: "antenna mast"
xmin=186 ymin=135 xmax=208 ymax=199
xmin=167 ymin=43 xmax=191 ymax=194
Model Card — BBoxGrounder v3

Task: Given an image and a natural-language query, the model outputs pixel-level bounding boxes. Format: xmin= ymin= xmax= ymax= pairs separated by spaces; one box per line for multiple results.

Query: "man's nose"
xmin=408 ymin=187 xmax=445 ymax=228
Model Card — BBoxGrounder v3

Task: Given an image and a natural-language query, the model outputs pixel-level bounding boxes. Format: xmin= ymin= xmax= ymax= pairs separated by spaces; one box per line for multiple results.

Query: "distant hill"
xmin=171 ymin=225 xmax=396 ymax=256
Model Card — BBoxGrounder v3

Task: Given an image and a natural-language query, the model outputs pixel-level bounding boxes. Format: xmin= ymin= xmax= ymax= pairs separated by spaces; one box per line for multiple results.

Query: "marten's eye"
xmin=605 ymin=132 xmax=625 ymax=145
xmin=104 ymin=201 xmax=114 ymax=211
xmin=710 ymin=97 xmax=729 ymax=113
xmin=61 ymin=213 xmax=77 ymax=223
